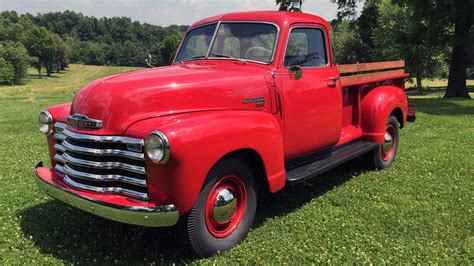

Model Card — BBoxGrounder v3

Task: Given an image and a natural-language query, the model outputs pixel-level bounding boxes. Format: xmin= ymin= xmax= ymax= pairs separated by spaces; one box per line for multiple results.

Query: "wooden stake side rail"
xmin=336 ymin=60 xmax=408 ymax=87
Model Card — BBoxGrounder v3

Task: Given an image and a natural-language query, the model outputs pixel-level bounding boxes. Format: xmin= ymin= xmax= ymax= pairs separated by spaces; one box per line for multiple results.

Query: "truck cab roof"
xmin=190 ymin=11 xmax=331 ymax=31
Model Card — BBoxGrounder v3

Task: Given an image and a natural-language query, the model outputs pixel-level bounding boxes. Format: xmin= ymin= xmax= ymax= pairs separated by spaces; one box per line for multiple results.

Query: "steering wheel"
xmin=244 ymin=46 xmax=272 ymax=59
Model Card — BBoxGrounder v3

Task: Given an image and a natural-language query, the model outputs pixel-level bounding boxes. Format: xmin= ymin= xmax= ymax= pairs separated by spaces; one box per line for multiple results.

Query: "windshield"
xmin=175 ymin=22 xmax=278 ymax=64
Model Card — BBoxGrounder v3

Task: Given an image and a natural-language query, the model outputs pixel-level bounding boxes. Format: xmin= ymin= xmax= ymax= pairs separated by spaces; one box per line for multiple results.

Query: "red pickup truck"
xmin=34 ymin=11 xmax=415 ymax=257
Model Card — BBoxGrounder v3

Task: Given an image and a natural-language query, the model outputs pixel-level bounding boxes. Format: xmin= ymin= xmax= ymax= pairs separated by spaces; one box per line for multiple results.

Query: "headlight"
xmin=38 ymin=110 xmax=53 ymax=135
xmin=145 ymin=130 xmax=170 ymax=164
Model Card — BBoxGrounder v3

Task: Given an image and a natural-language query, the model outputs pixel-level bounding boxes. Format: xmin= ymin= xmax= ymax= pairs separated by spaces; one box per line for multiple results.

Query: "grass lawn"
xmin=0 ymin=65 xmax=472 ymax=264
xmin=405 ymin=78 xmax=474 ymax=97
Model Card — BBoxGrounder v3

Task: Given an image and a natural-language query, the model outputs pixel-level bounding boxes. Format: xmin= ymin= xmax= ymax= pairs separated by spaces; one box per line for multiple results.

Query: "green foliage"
xmin=331 ymin=0 xmax=473 ymax=98
xmin=0 ymin=41 xmax=32 ymax=84
xmin=158 ymin=34 xmax=183 ymax=65
xmin=50 ymin=33 xmax=70 ymax=72
xmin=0 ymin=65 xmax=472 ymax=263
xmin=0 ymin=10 xmax=187 ymax=69
xmin=372 ymin=0 xmax=449 ymax=79
xmin=276 ymin=0 xmax=304 ymax=12
xmin=331 ymin=0 xmax=360 ymax=20
xmin=21 ymin=24 xmax=56 ymax=77
xmin=0 ymin=57 xmax=15 ymax=85
xmin=331 ymin=21 xmax=371 ymax=64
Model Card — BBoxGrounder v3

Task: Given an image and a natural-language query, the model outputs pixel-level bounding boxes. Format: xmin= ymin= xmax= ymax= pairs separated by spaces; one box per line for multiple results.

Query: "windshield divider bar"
xmin=205 ymin=21 xmax=221 ymax=59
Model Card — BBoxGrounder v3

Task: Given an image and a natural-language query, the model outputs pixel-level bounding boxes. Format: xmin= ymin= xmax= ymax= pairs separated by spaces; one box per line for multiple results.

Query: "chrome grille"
xmin=53 ymin=122 xmax=148 ymax=200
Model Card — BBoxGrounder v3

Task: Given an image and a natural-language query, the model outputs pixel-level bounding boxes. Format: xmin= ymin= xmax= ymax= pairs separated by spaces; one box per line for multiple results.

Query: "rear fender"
xmin=360 ymin=86 xmax=407 ymax=144
xmin=126 ymin=111 xmax=285 ymax=214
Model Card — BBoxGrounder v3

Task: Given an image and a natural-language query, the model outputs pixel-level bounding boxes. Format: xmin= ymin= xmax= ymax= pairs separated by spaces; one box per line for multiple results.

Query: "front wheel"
xmin=371 ymin=115 xmax=400 ymax=169
xmin=179 ymin=157 xmax=257 ymax=258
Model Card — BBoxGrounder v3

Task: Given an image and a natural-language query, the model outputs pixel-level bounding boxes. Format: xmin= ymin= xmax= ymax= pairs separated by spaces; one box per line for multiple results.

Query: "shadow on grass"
xmin=409 ymin=97 xmax=474 ymax=116
xmin=406 ymin=85 xmax=473 ymax=96
xmin=28 ymin=71 xmax=68 ymax=79
xmin=254 ymin=157 xmax=368 ymax=227
xmin=18 ymin=158 xmax=369 ymax=263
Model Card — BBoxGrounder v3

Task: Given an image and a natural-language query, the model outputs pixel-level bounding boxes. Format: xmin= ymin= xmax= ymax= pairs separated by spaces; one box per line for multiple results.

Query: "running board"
xmin=286 ymin=141 xmax=378 ymax=184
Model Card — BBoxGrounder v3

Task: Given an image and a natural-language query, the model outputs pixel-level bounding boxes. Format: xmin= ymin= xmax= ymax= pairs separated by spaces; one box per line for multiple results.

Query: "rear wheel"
xmin=371 ymin=115 xmax=400 ymax=169
xmin=179 ymin=157 xmax=257 ymax=258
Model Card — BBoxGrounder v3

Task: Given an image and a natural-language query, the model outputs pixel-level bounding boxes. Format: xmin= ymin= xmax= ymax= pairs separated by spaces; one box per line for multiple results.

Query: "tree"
xmin=49 ymin=33 xmax=70 ymax=72
xmin=21 ymin=24 xmax=55 ymax=78
xmin=444 ymin=0 xmax=472 ymax=98
xmin=331 ymin=0 xmax=360 ymax=20
xmin=0 ymin=41 xmax=32 ymax=84
xmin=158 ymin=34 xmax=182 ymax=65
xmin=2 ymin=10 xmax=188 ymax=69
xmin=372 ymin=0 xmax=449 ymax=95
xmin=0 ymin=57 xmax=15 ymax=85
xmin=276 ymin=0 xmax=304 ymax=12
xmin=331 ymin=21 xmax=371 ymax=64
xmin=332 ymin=0 xmax=473 ymax=98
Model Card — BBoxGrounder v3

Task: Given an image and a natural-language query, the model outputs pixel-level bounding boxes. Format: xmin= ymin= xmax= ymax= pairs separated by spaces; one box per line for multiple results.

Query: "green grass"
xmin=0 ymin=65 xmax=473 ymax=264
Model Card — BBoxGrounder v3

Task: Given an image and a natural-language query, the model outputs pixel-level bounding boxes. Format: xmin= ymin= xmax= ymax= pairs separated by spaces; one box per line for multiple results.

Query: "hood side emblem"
xmin=243 ymin=96 xmax=266 ymax=107
xmin=67 ymin=114 xmax=103 ymax=129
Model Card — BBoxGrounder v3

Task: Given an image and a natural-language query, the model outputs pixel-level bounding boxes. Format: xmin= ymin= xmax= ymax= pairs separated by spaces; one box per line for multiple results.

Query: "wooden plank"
xmin=337 ymin=60 xmax=405 ymax=74
xmin=340 ymin=69 xmax=406 ymax=86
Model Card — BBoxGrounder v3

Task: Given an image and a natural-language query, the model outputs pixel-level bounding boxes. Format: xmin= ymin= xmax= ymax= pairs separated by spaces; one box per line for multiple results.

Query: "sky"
xmin=0 ymin=0 xmax=346 ymax=26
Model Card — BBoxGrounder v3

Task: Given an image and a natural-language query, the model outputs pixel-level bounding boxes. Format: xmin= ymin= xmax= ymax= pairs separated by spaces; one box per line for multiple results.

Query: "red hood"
xmin=70 ymin=61 xmax=271 ymax=135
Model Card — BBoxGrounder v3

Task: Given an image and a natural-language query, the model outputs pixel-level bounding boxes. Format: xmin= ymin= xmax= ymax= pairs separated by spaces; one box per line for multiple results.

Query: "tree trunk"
xmin=444 ymin=0 xmax=472 ymax=98
xmin=37 ymin=63 xmax=42 ymax=79
xmin=46 ymin=66 xmax=52 ymax=77
xmin=416 ymin=73 xmax=423 ymax=95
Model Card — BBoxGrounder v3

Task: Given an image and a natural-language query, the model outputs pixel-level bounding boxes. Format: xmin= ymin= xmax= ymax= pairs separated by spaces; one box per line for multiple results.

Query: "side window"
xmin=284 ymin=28 xmax=328 ymax=67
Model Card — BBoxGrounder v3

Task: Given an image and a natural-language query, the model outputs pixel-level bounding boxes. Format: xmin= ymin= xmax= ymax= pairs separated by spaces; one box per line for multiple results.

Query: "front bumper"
xmin=34 ymin=161 xmax=179 ymax=227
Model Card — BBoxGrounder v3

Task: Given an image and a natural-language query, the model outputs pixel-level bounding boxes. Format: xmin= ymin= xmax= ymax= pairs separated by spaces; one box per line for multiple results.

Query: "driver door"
xmin=280 ymin=25 xmax=342 ymax=159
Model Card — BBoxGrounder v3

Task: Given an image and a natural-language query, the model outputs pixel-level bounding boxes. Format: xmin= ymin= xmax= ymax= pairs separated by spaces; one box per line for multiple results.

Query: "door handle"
xmin=326 ymin=77 xmax=340 ymax=88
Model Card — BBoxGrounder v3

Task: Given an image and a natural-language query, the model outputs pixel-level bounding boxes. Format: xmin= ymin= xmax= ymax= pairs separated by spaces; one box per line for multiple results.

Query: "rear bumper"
xmin=407 ymin=103 xmax=416 ymax=122
xmin=34 ymin=161 xmax=179 ymax=227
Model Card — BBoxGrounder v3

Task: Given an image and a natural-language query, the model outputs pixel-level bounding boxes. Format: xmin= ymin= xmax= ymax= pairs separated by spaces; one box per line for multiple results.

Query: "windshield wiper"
xmin=209 ymin=53 xmax=247 ymax=64
xmin=179 ymin=55 xmax=207 ymax=63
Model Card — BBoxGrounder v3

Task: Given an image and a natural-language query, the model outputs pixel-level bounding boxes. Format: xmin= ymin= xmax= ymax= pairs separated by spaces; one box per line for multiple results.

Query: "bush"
xmin=0 ymin=57 xmax=14 ymax=85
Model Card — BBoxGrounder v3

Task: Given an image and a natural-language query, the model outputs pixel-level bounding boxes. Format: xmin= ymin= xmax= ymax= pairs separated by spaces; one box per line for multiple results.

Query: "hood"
xmin=70 ymin=61 xmax=271 ymax=135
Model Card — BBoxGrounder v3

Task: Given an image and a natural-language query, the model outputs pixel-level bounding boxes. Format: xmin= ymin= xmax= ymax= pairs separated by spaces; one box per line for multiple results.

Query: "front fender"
xmin=45 ymin=102 xmax=72 ymax=166
xmin=126 ymin=110 xmax=285 ymax=214
xmin=360 ymin=86 xmax=407 ymax=144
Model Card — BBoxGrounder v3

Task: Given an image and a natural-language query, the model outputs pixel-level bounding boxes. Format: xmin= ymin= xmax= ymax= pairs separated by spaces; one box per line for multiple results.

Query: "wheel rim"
xmin=205 ymin=175 xmax=247 ymax=238
xmin=381 ymin=124 xmax=396 ymax=161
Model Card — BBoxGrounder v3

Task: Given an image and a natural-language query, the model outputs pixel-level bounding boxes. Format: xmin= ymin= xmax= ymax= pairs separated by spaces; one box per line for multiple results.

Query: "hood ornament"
xmin=67 ymin=114 xmax=103 ymax=129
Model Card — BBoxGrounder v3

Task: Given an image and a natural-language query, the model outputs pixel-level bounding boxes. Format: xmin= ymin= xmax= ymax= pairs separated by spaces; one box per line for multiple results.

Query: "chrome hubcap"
xmin=382 ymin=131 xmax=393 ymax=153
xmin=213 ymin=188 xmax=237 ymax=223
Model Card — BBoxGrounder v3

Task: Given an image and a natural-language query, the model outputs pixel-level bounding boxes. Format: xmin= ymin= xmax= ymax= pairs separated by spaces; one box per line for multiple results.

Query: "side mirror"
xmin=289 ymin=65 xmax=303 ymax=80
xmin=145 ymin=54 xmax=156 ymax=68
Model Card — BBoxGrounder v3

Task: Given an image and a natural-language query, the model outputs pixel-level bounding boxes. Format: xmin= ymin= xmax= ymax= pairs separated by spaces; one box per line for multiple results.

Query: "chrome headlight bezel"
xmin=38 ymin=110 xmax=54 ymax=136
xmin=145 ymin=130 xmax=170 ymax=164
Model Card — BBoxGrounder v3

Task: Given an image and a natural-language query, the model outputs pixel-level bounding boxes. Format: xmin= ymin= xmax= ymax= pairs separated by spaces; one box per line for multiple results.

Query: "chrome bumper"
xmin=34 ymin=161 xmax=179 ymax=227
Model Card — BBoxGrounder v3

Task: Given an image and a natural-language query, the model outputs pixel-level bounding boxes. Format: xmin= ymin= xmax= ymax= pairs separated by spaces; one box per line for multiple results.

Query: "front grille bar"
xmin=60 ymin=152 xmax=146 ymax=174
xmin=63 ymin=175 xmax=149 ymax=200
xmin=63 ymin=164 xmax=147 ymax=187
xmin=59 ymin=139 xmax=144 ymax=160
xmin=55 ymin=164 xmax=64 ymax=173
xmin=62 ymin=128 xmax=143 ymax=146
xmin=54 ymin=153 xmax=66 ymax=164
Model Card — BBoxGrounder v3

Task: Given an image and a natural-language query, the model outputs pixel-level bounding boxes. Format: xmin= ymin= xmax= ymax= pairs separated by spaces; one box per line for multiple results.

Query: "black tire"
xmin=371 ymin=115 xmax=400 ymax=169
xmin=178 ymin=157 xmax=257 ymax=258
